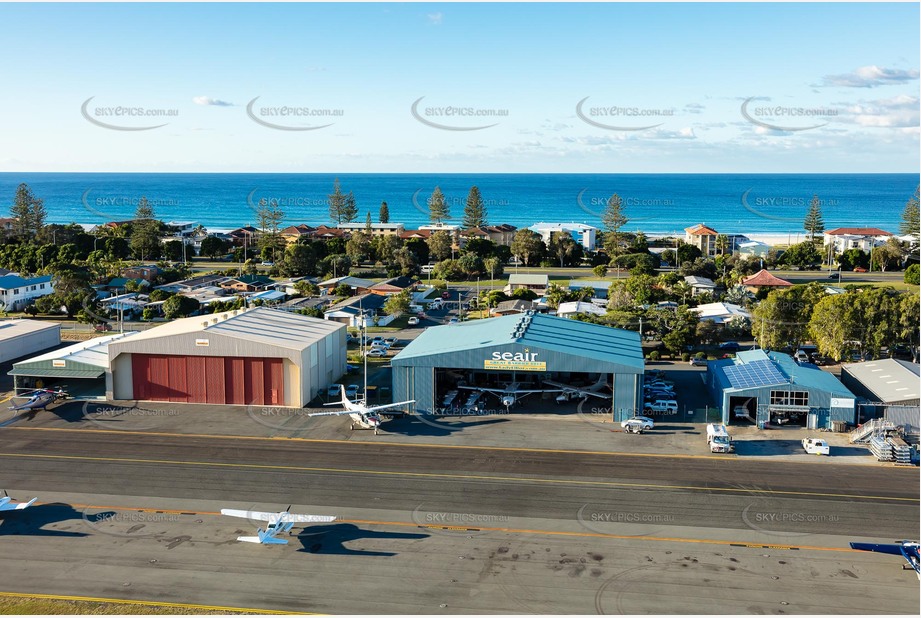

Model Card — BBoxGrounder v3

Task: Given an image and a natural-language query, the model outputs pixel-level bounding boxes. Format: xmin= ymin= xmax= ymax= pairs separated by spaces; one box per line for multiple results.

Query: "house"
xmin=312 ymin=225 xmax=351 ymax=240
xmin=0 ymin=217 xmax=15 ymax=237
xmin=272 ymin=276 xmax=318 ymax=296
xmin=741 ymin=269 xmax=792 ymax=292
xmin=399 ymin=229 xmax=432 ymax=241
xmin=684 ymin=275 xmax=717 ymax=296
xmin=691 ymin=302 xmax=751 ymax=325
xmin=104 ymin=277 xmax=149 ymax=293
xmin=155 ymin=274 xmax=231 ymax=294
xmin=369 ymin=276 xmax=417 ymax=296
xmin=100 ymin=293 xmax=149 ymax=317
xmin=567 ymin=280 xmax=609 ymax=301
xmin=823 ymin=227 xmax=893 ymax=255
xmin=121 ymin=265 xmax=162 ymax=282
xmin=529 ymin=223 xmax=597 ymax=251
xmin=228 ymin=226 xmax=259 ymax=245
xmin=324 ymin=293 xmax=389 ymax=327
xmin=0 ymin=274 xmax=55 ymax=311
xmin=250 ymin=289 xmax=287 ymax=305
xmin=461 ymin=224 xmax=517 ymax=246
xmin=317 ymin=276 xmax=376 ymax=295
xmin=557 ymin=301 xmax=606 ymax=319
xmin=280 ymin=296 xmax=330 ymax=313
xmin=490 ymin=299 xmax=538 ymax=316
xmin=736 ymin=240 xmax=771 ymax=258
xmin=279 ymin=224 xmax=315 ymax=245
xmin=166 ymin=221 xmax=199 ymax=237
xmin=504 ymin=274 xmax=550 ymax=296
xmin=220 ymin=274 xmax=275 ymax=293
xmin=337 ymin=222 xmax=405 ymax=237
xmin=684 ymin=224 xmax=719 ymax=257
xmin=177 ymin=285 xmax=228 ymax=307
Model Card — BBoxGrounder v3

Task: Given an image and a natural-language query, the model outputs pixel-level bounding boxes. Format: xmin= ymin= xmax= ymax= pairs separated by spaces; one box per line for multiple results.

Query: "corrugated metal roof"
xmin=508 ymin=274 xmax=549 ymax=286
xmin=9 ymin=331 xmax=137 ymax=377
xmin=712 ymin=349 xmax=853 ymax=396
xmin=0 ymin=319 xmax=61 ymax=340
xmin=842 ymin=359 xmax=920 ymax=403
xmin=109 ymin=306 xmax=342 ymax=351
xmin=0 ymin=274 xmax=52 ymax=290
xmin=392 ymin=312 xmax=643 ymax=370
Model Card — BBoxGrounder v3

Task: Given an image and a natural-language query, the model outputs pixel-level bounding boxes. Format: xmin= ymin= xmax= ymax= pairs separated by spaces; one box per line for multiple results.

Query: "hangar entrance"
xmin=766 ymin=389 xmax=811 ymax=426
xmin=434 ymin=367 xmax=612 ymax=415
xmin=132 ymin=354 xmax=284 ymax=405
xmin=728 ymin=396 xmax=758 ymax=424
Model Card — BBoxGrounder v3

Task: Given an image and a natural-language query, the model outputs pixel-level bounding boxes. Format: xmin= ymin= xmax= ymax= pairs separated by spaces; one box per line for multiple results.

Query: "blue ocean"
xmin=0 ymin=173 xmax=915 ymax=236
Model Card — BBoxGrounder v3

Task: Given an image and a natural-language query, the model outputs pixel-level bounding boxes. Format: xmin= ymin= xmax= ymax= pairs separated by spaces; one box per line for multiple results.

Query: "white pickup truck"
xmin=802 ymin=437 xmax=830 ymax=455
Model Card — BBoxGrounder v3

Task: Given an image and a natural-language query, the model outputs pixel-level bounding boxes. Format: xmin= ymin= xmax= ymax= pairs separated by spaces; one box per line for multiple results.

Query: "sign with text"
xmin=484 ymin=350 xmax=546 ymax=372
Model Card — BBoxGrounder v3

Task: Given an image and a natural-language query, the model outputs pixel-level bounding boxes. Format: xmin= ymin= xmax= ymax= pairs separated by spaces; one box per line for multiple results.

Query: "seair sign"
xmin=484 ymin=349 xmax=546 ymax=372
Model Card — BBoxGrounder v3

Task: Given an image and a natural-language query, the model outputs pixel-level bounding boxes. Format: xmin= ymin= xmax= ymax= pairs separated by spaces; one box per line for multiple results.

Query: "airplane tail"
xmin=15 ymin=498 xmax=37 ymax=510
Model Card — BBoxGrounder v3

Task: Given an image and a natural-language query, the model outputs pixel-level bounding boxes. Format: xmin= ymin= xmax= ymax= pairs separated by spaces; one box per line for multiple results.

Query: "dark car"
xmin=828 ymin=272 xmax=841 ymax=280
xmin=718 ymin=341 xmax=741 ymax=351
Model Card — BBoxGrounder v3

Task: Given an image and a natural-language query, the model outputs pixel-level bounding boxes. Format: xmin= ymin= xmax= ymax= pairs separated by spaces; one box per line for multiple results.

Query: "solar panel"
xmin=724 ymin=359 xmax=788 ymax=389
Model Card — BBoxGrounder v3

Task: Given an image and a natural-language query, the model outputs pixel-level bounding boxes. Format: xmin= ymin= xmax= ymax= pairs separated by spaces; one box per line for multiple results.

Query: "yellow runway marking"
xmin=63 ymin=501 xmax=864 ymax=555
xmin=0 ymin=591 xmax=307 ymax=614
xmin=1 ymin=451 xmax=914 ymax=502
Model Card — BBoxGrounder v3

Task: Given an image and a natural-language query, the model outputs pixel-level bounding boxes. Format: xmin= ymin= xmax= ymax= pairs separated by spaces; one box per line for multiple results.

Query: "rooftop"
xmin=10 ymin=331 xmax=137 ymax=378
xmin=508 ymin=274 xmax=550 ymax=286
xmin=741 ymin=269 xmax=792 ymax=287
xmin=0 ymin=274 xmax=53 ymax=290
xmin=685 ymin=224 xmax=719 ymax=236
xmin=825 ymin=227 xmax=893 ymax=237
xmin=317 ymin=276 xmax=376 ymax=289
xmin=0 ymin=319 xmax=61 ymax=340
xmin=712 ymin=349 xmax=853 ymax=395
xmin=842 ymin=359 xmax=920 ymax=403
xmin=557 ymin=301 xmax=606 ymax=316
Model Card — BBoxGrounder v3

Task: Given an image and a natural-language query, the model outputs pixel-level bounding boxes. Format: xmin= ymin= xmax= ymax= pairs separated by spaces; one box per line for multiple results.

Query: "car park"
xmin=345 ymin=385 xmax=360 ymax=399
xmin=407 ymin=317 xmax=420 ymax=326
xmin=644 ymin=400 xmax=678 ymax=414
xmin=327 ymin=383 xmax=343 ymax=398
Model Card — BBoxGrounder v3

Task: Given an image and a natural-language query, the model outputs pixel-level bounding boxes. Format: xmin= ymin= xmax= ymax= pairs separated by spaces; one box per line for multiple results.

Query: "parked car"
xmin=828 ymin=272 xmax=841 ymax=280
xmin=384 ymin=337 xmax=398 ymax=346
xmin=733 ymin=405 xmax=750 ymax=418
xmin=802 ymin=437 xmax=830 ymax=455
xmin=621 ymin=416 xmax=655 ymax=430
xmin=448 ymin=317 xmax=459 ymax=324
xmin=644 ymin=400 xmax=678 ymax=414
xmin=853 ymin=266 xmax=868 ymax=273
xmin=364 ymin=349 xmax=387 ymax=358
xmin=260 ymin=261 xmax=274 ymax=266
xmin=407 ymin=317 xmax=420 ymax=326
xmin=345 ymin=385 xmax=360 ymax=399
xmin=794 ymin=350 xmax=810 ymax=363
xmin=327 ymin=384 xmax=343 ymax=398
xmin=718 ymin=341 xmax=741 ymax=351
xmin=690 ymin=357 xmax=708 ymax=367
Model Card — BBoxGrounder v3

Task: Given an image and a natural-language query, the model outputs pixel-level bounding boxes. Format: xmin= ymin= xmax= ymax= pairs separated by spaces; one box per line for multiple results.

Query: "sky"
xmin=0 ymin=1 xmax=918 ymax=173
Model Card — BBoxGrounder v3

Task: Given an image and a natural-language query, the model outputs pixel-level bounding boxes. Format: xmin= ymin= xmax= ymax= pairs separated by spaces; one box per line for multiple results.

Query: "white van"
xmin=706 ymin=423 xmax=734 ymax=453
xmin=802 ymin=437 xmax=830 ymax=455
xmin=794 ymin=350 xmax=809 ymax=363
xmin=421 ymin=264 xmax=436 ymax=274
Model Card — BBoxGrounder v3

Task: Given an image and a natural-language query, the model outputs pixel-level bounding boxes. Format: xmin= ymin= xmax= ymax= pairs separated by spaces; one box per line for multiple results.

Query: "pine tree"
xmin=256 ymin=198 xmax=285 ymax=261
xmin=601 ymin=193 xmax=628 ymax=257
xmin=900 ymin=185 xmax=920 ymax=238
xmin=328 ymin=178 xmax=345 ymax=224
xmin=130 ymin=196 xmax=161 ymax=261
xmin=341 ymin=191 xmax=358 ymax=224
xmin=428 ymin=186 xmax=450 ymax=224
xmin=365 ymin=211 xmax=373 ymax=234
xmin=462 ymin=186 xmax=487 ymax=229
xmin=803 ymin=194 xmax=825 ymax=242
xmin=379 ymin=201 xmax=390 ymax=224
xmin=9 ymin=183 xmax=46 ymax=238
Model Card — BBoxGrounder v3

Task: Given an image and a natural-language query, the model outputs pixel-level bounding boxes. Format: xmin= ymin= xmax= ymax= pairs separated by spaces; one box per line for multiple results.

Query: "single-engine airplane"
xmin=543 ymin=374 xmax=611 ymax=403
xmin=8 ymin=388 xmax=69 ymax=412
xmin=850 ymin=540 xmax=920 ymax=580
xmin=308 ymin=385 xmax=415 ymax=434
xmin=221 ymin=506 xmax=337 ymax=544
xmin=457 ymin=381 xmax=562 ymax=410
xmin=0 ymin=491 xmax=37 ymax=512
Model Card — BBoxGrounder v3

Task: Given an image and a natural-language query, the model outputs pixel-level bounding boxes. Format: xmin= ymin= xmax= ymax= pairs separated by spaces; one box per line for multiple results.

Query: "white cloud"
xmin=684 ymin=103 xmax=705 ymax=114
xmin=819 ymin=65 xmax=919 ymax=88
xmin=842 ymin=94 xmax=920 ymax=128
xmin=427 ymin=12 xmax=443 ymax=25
xmin=193 ymin=96 xmax=233 ymax=107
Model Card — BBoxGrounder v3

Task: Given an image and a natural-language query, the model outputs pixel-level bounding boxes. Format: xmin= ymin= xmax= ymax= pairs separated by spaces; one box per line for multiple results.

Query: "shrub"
xmin=647 ymin=350 xmax=660 ymax=361
xmin=905 ymin=263 xmax=920 ymax=285
xmin=681 ymin=352 xmax=690 ymax=362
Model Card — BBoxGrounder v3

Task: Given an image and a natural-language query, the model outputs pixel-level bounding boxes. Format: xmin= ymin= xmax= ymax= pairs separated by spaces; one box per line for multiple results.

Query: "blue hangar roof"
xmin=392 ymin=312 xmax=644 ymax=372
xmin=711 ymin=349 xmax=852 ymax=396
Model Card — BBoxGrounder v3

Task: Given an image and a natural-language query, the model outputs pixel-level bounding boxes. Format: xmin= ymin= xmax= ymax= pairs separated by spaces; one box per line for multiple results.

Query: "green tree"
xmin=462 ymin=186 xmax=487 ymax=229
xmin=780 ymin=241 xmax=821 ymax=268
xmin=383 ymin=289 xmax=412 ymax=316
xmin=433 ymin=259 xmax=464 ymax=282
xmin=373 ymin=234 xmax=402 ymax=264
xmin=870 ymin=238 xmax=903 ymax=272
xmin=904 ymin=263 xmax=920 ymax=285
xmin=328 ymin=178 xmax=345 ymax=224
xmin=293 ymin=279 xmax=319 ymax=297
xmin=392 ymin=246 xmax=419 ymax=277
xmin=200 ymin=236 xmax=229 ymax=260
xmin=379 ymin=201 xmax=390 ymax=224
xmin=461 ymin=238 xmax=495 ymax=258
xmin=601 ymin=194 xmax=628 ymax=257
xmin=752 ymin=283 xmax=827 ymax=350
xmin=899 ymin=185 xmax=920 ymax=238
xmin=162 ymin=295 xmax=200 ymax=319
xmin=129 ymin=197 xmax=161 ymax=261
xmin=483 ymin=256 xmax=504 ymax=281
xmin=458 ymin=253 xmax=484 ymax=279
xmin=364 ymin=210 xmax=373 ymax=234
xmin=838 ymin=248 xmax=869 ymax=271
xmin=9 ymin=183 xmax=46 ymax=239
xmin=255 ymin=198 xmax=285 ymax=262
xmin=593 ymin=264 xmax=608 ymax=278
xmin=510 ymin=229 xmax=545 ymax=267
xmin=715 ymin=234 xmax=730 ymax=256
xmin=427 ymin=230 xmax=453 ymax=262
xmin=346 ymin=232 xmax=372 ymax=263
xmin=404 ymin=238 xmax=430 ymax=265
xmin=803 ymin=194 xmax=825 ymax=242
xmin=548 ymin=232 xmax=578 ymax=268
xmin=428 ymin=186 xmax=450 ymax=224
xmin=283 ymin=243 xmax=318 ymax=277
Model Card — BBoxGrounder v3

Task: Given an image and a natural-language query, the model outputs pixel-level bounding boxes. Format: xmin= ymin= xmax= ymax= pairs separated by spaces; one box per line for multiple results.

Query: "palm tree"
xmin=715 ymin=234 xmax=729 ymax=256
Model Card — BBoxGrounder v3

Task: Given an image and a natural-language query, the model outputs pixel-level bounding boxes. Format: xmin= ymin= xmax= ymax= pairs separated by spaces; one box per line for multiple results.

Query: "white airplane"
xmin=9 ymin=388 xmax=69 ymax=412
xmin=0 ymin=491 xmax=37 ymax=512
xmin=221 ymin=506 xmax=337 ymax=544
xmin=457 ymin=381 xmax=562 ymax=410
xmin=542 ymin=375 xmax=611 ymax=403
xmin=308 ymin=385 xmax=415 ymax=434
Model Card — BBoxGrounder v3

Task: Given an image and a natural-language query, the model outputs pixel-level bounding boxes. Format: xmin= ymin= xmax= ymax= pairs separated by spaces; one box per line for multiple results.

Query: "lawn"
xmin=0 ymin=595 xmax=258 ymax=615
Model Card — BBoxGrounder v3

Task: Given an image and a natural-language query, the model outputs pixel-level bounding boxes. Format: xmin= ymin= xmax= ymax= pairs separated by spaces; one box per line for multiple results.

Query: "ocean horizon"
xmin=0 ymin=172 xmax=915 ymax=237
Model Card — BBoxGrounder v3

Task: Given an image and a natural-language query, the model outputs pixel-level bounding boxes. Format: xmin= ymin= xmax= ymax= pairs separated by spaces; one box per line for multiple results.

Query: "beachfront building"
xmin=228 ymin=226 xmax=259 ymax=246
xmin=684 ymin=224 xmax=719 ymax=257
xmin=529 ymin=223 xmax=597 ymax=251
xmin=823 ymin=227 xmax=893 ymax=255
xmin=312 ymin=225 xmax=351 ymax=240
xmin=461 ymin=224 xmax=518 ymax=246
xmin=0 ymin=274 xmax=55 ymax=312
xmin=0 ymin=217 xmax=15 ymax=237
xmin=279 ymin=224 xmax=315 ymax=245
xmin=684 ymin=275 xmax=717 ymax=296
xmin=337 ymin=222 xmax=405 ymax=237
xmin=736 ymin=240 xmax=771 ymax=258
xmin=400 ymin=229 xmax=432 ymax=241
xmin=740 ymin=269 xmax=792 ymax=293
xmin=691 ymin=302 xmax=750 ymax=325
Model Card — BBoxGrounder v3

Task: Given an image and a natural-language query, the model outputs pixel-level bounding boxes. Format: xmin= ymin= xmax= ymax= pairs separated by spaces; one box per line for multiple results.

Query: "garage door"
xmin=132 ymin=354 xmax=284 ymax=405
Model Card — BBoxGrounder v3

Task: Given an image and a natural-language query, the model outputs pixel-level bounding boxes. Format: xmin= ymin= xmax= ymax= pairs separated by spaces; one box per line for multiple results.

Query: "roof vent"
xmin=202 ymin=321 xmax=209 ymax=328
xmin=212 ymin=317 xmax=219 ymax=324
xmin=222 ymin=313 xmax=229 ymax=320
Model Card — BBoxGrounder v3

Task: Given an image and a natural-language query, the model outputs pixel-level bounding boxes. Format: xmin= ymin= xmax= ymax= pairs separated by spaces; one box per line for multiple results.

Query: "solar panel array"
xmin=724 ymin=359 xmax=788 ymax=389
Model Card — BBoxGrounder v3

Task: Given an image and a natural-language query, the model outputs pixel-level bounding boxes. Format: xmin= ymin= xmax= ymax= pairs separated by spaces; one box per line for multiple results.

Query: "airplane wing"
xmin=307 ymin=409 xmax=355 ymax=417
xmin=221 ymin=508 xmax=282 ymax=522
xmin=276 ymin=513 xmax=337 ymax=523
xmin=220 ymin=508 xmax=337 ymax=524
xmin=366 ymin=400 xmax=415 ymax=413
xmin=457 ymin=385 xmax=505 ymax=393
xmin=0 ymin=497 xmax=37 ymax=512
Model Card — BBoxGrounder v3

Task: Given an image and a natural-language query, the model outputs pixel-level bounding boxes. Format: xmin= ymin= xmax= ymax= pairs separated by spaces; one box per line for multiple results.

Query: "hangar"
xmin=707 ymin=350 xmax=856 ymax=427
xmin=391 ymin=312 xmax=644 ymax=418
xmin=0 ymin=319 xmax=61 ymax=364
xmin=840 ymin=359 xmax=920 ymax=439
xmin=107 ymin=307 xmax=345 ymax=407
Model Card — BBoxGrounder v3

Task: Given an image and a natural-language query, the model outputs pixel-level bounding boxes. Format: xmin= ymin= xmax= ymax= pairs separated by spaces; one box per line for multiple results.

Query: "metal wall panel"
xmin=167 ymin=356 xmax=187 ymax=403
xmin=187 ymin=357 xmax=207 ymax=403
xmin=149 ymin=355 xmax=170 ymax=401
xmin=267 ymin=358 xmax=284 ymax=405
xmin=226 ymin=358 xmax=246 ymax=405
xmin=132 ymin=354 xmax=150 ymax=400
xmin=205 ymin=357 xmax=226 ymax=404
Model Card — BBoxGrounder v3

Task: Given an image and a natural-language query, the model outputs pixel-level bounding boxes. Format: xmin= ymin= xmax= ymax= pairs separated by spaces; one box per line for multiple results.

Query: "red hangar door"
xmin=132 ymin=354 xmax=284 ymax=405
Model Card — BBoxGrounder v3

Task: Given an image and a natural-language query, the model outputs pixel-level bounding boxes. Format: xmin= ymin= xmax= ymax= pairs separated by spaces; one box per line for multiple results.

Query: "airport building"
xmin=706 ymin=350 xmax=857 ymax=427
xmin=840 ymin=359 xmax=920 ymax=440
xmin=106 ymin=307 xmax=345 ymax=407
xmin=0 ymin=319 xmax=61 ymax=364
xmin=391 ymin=312 xmax=644 ymax=418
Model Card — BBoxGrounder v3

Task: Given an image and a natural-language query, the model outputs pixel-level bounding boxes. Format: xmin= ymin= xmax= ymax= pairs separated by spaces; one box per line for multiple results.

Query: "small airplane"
xmin=221 ymin=506 xmax=337 ymax=544
xmin=850 ymin=540 xmax=920 ymax=580
xmin=457 ymin=381 xmax=562 ymax=410
xmin=8 ymin=388 xmax=69 ymax=412
xmin=543 ymin=374 xmax=611 ymax=403
xmin=308 ymin=385 xmax=415 ymax=434
xmin=0 ymin=491 xmax=37 ymax=512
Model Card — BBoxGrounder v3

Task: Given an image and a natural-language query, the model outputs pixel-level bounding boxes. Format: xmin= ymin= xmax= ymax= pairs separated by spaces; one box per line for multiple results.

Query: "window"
xmin=770 ymin=390 xmax=809 ymax=407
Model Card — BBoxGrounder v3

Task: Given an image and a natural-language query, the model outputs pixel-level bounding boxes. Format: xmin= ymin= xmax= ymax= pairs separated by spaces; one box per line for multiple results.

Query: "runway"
xmin=0 ymin=425 xmax=918 ymax=613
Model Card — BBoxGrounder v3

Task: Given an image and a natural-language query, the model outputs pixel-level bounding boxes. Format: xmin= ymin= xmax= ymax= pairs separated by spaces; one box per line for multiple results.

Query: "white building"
xmin=823 ymin=227 xmax=893 ymax=254
xmin=529 ymin=223 xmax=598 ymax=251
xmin=557 ymin=301 xmax=606 ymax=319
xmin=736 ymin=240 xmax=771 ymax=258
xmin=0 ymin=319 xmax=61 ymax=364
xmin=0 ymin=274 xmax=55 ymax=311
xmin=337 ymin=222 xmax=405 ymax=237
xmin=691 ymin=302 xmax=751 ymax=325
